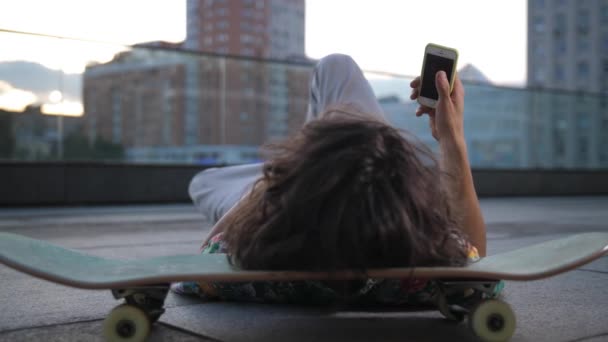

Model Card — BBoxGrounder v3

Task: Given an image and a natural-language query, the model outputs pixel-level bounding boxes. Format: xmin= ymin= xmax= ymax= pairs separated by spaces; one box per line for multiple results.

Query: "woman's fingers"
xmin=410 ymin=77 xmax=421 ymax=88
xmin=411 ymin=77 xmax=434 ymax=118
xmin=429 ymin=115 xmax=439 ymax=140
xmin=410 ymin=87 xmax=419 ymax=100
xmin=415 ymin=105 xmax=433 ymax=117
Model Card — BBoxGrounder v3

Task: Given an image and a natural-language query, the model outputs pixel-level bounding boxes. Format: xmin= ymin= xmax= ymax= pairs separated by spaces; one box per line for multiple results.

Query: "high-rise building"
xmin=526 ymin=0 xmax=608 ymax=168
xmin=527 ymin=0 xmax=608 ymax=92
xmin=185 ymin=0 xmax=306 ymax=59
xmin=184 ymin=0 xmax=310 ymax=145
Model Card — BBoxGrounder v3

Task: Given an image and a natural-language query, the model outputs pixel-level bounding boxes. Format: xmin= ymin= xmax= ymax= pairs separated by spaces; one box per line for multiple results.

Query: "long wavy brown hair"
xmin=222 ymin=112 xmax=469 ymax=271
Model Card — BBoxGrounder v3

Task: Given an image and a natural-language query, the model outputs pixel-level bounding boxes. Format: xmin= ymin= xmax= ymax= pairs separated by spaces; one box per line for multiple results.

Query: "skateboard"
xmin=1 ymin=232 xmax=607 ymax=342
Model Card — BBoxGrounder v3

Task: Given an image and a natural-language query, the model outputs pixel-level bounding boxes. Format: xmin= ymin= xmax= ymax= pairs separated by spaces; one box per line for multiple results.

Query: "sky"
xmin=0 ymin=0 xmax=527 ymax=112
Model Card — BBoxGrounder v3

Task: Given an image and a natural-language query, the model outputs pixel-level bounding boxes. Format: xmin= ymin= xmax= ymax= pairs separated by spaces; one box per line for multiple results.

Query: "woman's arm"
xmin=201 ymin=190 xmax=252 ymax=249
xmin=200 ymin=197 xmax=242 ymax=249
xmin=200 ymin=180 xmax=265 ymax=249
xmin=410 ymin=72 xmax=486 ymax=256
xmin=439 ymin=137 xmax=486 ymax=257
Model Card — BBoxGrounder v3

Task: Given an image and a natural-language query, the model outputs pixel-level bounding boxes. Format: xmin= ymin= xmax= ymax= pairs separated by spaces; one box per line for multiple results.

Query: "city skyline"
xmin=1 ymin=0 xmax=606 ymax=170
xmin=0 ymin=0 xmax=527 ymax=84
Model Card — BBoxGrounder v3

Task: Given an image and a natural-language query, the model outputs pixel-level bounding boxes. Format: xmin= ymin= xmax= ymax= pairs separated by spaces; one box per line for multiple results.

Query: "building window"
xmin=554 ymin=37 xmax=567 ymax=54
xmin=577 ymin=38 xmax=590 ymax=52
xmin=240 ymin=21 xmax=252 ymax=30
xmin=533 ymin=15 xmax=545 ymax=32
xmin=241 ymin=72 xmax=251 ymax=83
xmin=577 ymin=114 xmax=590 ymax=130
xmin=533 ymin=68 xmax=545 ymax=83
xmin=533 ymin=44 xmax=545 ymax=58
xmin=216 ymin=33 xmax=229 ymax=42
xmin=554 ymin=65 xmax=565 ymax=82
xmin=577 ymin=61 xmax=589 ymax=80
xmin=577 ymin=9 xmax=590 ymax=35
xmin=240 ymin=48 xmax=255 ymax=56
xmin=577 ymin=137 xmax=588 ymax=161
xmin=217 ymin=20 xmax=229 ymax=29
xmin=216 ymin=7 xmax=228 ymax=16
xmin=554 ymin=12 xmax=567 ymax=36
xmin=240 ymin=34 xmax=255 ymax=44
xmin=111 ymin=90 xmax=122 ymax=144
xmin=601 ymin=4 xmax=608 ymax=24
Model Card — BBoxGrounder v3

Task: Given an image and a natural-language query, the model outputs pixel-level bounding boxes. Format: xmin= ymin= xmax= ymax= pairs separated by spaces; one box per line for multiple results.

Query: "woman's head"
xmin=223 ymin=112 xmax=468 ymax=271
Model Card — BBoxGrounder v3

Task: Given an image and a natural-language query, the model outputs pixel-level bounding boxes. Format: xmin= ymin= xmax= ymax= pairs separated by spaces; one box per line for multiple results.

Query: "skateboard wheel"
xmin=103 ymin=304 xmax=151 ymax=342
xmin=469 ymin=299 xmax=516 ymax=342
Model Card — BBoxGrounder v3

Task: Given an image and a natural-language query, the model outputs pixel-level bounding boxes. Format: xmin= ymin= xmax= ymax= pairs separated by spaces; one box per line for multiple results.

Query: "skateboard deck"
xmin=1 ymin=232 xmax=607 ymax=342
xmin=1 ymin=232 xmax=607 ymax=288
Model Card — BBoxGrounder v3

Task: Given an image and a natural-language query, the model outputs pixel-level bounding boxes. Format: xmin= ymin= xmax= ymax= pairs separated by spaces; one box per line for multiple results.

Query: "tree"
xmin=92 ymin=138 xmax=125 ymax=160
xmin=63 ymin=128 xmax=125 ymax=161
xmin=63 ymin=129 xmax=92 ymax=160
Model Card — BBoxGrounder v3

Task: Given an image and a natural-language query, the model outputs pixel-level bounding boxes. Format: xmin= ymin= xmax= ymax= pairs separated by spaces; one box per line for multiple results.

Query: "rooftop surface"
xmin=1 ymin=197 xmax=607 ymax=341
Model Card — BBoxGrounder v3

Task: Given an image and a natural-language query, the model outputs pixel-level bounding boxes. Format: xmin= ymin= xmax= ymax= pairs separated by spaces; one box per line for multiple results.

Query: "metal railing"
xmin=1 ymin=29 xmax=606 ymax=169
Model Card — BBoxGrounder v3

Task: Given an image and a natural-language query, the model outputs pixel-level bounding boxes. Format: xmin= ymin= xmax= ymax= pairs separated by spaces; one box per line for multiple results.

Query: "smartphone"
xmin=417 ymin=43 xmax=459 ymax=108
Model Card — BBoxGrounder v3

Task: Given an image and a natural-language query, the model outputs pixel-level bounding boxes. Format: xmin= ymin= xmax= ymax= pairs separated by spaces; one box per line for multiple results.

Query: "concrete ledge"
xmin=0 ymin=161 xmax=204 ymax=206
xmin=473 ymin=169 xmax=608 ymax=196
xmin=1 ymin=162 xmax=607 ymax=205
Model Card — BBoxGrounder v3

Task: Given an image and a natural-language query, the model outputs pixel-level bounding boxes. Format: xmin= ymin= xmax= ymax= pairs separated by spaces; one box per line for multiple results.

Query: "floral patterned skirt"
xmin=171 ymin=233 xmax=499 ymax=306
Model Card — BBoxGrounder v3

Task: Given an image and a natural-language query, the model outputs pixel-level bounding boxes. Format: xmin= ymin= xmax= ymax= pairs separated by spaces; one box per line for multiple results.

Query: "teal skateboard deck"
xmin=1 ymin=232 xmax=606 ymax=287
xmin=1 ymin=232 xmax=607 ymax=342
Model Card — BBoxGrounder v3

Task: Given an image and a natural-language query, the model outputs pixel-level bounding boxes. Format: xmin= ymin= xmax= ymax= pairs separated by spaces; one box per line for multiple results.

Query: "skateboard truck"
xmin=435 ymin=280 xmax=515 ymax=341
xmin=103 ymin=284 xmax=170 ymax=341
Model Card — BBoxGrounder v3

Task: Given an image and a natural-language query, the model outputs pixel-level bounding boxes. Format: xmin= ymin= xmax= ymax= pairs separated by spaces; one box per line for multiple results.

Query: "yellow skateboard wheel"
xmin=103 ymin=304 xmax=151 ymax=342
xmin=469 ymin=299 xmax=516 ymax=342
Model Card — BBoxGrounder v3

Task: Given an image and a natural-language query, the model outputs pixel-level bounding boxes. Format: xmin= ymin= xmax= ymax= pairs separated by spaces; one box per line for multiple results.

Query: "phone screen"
xmin=420 ymin=54 xmax=455 ymax=100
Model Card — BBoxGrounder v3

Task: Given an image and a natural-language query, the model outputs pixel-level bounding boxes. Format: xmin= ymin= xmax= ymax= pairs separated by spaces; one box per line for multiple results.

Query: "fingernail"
xmin=438 ymin=71 xmax=447 ymax=80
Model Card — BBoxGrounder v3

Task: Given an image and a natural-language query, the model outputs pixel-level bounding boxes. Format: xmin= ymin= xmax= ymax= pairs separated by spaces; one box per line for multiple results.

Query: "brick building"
xmin=83 ymin=0 xmax=312 ymax=164
xmin=83 ymin=46 xmax=187 ymax=147
xmin=183 ymin=0 xmax=311 ymax=145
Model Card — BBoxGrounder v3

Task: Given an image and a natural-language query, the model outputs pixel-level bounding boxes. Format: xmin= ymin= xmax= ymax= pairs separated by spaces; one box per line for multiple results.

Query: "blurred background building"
xmin=1 ymin=0 xmax=607 ymax=168
xmin=82 ymin=0 xmax=310 ymax=165
xmin=527 ymin=0 xmax=608 ymax=168
xmin=527 ymin=0 xmax=608 ymax=92
xmin=376 ymin=64 xmax=530 ymax=168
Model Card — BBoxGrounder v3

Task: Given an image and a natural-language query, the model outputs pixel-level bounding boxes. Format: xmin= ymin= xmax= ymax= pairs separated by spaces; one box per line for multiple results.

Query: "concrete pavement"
xmin=0 ymin=197 xmax=607 ymax=341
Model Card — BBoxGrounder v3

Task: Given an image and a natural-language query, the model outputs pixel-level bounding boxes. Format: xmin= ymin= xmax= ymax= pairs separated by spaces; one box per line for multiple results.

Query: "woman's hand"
xmin=409 ymin=71 xmax=465 ymax=144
